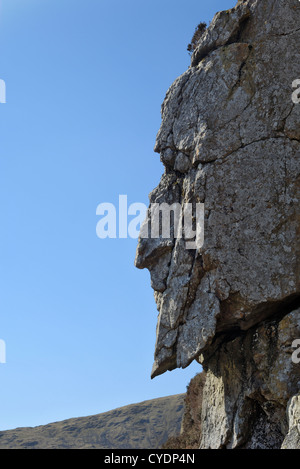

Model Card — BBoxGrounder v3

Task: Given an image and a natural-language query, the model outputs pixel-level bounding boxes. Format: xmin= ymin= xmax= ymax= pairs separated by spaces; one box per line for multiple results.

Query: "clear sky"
xmin=0 ymin=0 xmax=236 ymax=431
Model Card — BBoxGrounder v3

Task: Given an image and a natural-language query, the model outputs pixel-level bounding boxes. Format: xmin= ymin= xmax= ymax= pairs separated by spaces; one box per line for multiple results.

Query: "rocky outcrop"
xmin=282 ymin=393 xmax=300 ymax=449
xmin=136 ymin=0 xmax=300 ymax=449
xmin=162 ymin=372 xmax=206 ymax=449
xmin=200 ymin=308 xmax=300 ymax=448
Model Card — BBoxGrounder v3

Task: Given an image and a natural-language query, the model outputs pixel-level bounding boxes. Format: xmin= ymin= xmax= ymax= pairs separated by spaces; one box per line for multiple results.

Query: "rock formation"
xmin=136 ymin=0 xmax=300 ymax=449
xmin=162 ymin=372 xmax=206 ymax=449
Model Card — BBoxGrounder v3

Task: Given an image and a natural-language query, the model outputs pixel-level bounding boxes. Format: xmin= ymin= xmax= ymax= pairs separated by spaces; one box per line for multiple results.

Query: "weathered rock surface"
xmin=162 ymin=372 xmax=206 ymax=449
xmin=136 ymin=0 xmax=300 ymax=449
xmin=282 ymin=393 xmax=300 ymax=449
xmin=200 ymin=307 xmax=300 ymax=448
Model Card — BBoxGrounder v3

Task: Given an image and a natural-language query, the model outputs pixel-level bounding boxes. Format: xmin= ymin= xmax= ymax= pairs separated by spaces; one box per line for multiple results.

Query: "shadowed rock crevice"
xmin=216 ymin=291 xmax=300 ymax=334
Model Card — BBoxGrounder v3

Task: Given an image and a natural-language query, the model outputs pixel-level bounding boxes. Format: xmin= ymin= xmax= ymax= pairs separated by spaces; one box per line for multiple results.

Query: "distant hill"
xmin=0 ymin=394 xmax=185 ymax=449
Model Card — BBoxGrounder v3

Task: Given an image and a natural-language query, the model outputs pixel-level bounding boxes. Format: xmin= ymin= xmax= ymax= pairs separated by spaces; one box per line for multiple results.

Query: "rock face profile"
xmin=135 ymin=0 xmax=300 ymax=449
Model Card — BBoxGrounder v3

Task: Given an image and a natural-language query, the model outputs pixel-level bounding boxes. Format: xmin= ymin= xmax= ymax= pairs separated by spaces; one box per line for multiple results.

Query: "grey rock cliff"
xmin=136 ymin=0 xmax=300 ymax=449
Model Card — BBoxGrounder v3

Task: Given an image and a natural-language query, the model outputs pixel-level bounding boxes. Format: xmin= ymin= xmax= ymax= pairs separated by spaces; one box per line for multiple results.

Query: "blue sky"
xmin=0 ymin=0 xmax=235 ymax=431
